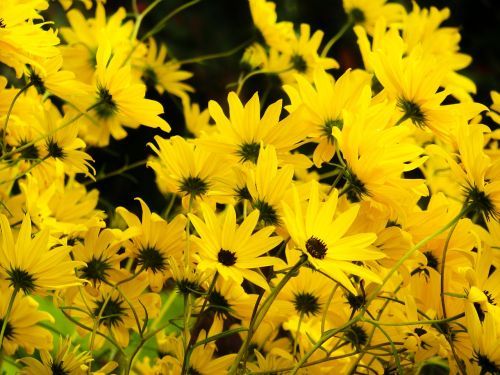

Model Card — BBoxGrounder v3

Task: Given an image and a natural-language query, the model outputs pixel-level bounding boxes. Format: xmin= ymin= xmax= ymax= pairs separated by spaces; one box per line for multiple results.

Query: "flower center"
xmin=218 ymin=249 xmax=237 ymax=266
xmin=138 ymin=246 xmax=167 ymax=273
xmin=0 ymin=319 xmax=14 ymax=340
xmin=423 ymin=251 xmax=439 ymax=271
xmin=142 ymin=67 xmax=159 ymax=88
xmin=208 ymin=290 xmax=231 ymax=317
xmin=51 ymin=361 xmax=69 ymax=375
xmin=397 ymin=98 xmax=426 ymax=128
xmin=253 ymin=199 xmax=279 ymax=226
xmin=94 ymin=295 xmax=126 ymax=328
xmin=291 ymin=54 xmax=307 ymax=73
xmin=94 ymin=86 xmax=117 ymax=119
xmin=46 ymin=138 xmax=66 ymax=159
xmin=80 ymin=255 xmax=112 ymax=283
xmin=466 ymin=185 xmax=498 ymax=221
xmin=350 ymin=8 xmax=366 ymax=23
xmin=323 ymin=119 xmax=343 ymax=143
xmin=180 ymin=176 xmax=209 ymax=197
xmin=293 ymin=292 xmax=321 ymax=316
xmin=0 ymin=18 xmax=6 ymax=28
xmin=345 ymin=324 xmax=368 ymax=348
xmin=237 ymin=142 xmax=260 ymax=163
xmin=305 ymin=236 xmax=328 ymax=259
xmin=474 ymin=351 xmax=500 ymax=375
xmin=7 ymin=267 xmax=36 ymax=294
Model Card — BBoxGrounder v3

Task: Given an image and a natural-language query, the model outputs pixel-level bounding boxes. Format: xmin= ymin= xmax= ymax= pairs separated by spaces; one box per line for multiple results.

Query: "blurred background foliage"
xmin=23 ymin=0 xmax=500 ymax=218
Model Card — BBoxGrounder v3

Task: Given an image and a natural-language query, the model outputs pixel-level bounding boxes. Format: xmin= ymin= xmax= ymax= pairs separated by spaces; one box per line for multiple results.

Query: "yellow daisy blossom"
xmin=0 ymin=281 xmax=54 ymax=355
xmin=189 ymin=203 xmax=284 ymax=291
xmin=0 ymin=213 xmax=84 ymax=295
xmin=281 ymin=180 xmax=382 ymax=293
xmin=343 ymin=0 xmax=406 ymax=35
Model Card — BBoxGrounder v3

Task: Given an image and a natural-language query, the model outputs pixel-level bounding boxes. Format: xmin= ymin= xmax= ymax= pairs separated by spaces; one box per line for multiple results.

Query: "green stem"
xmin=0 ymin=287 xmax=19 ymax=348
xmin=2 ymin=82 xmax=33 ymax=154
xmin=229 ymin=255 xmax=307 ymax=374
xmin=321 ymin=18 xmax=354 ymax=57
xmin=176 ymin=38 xmax=253 ymax=65
xmin=84 ymin=159 xmax=147 ymax=186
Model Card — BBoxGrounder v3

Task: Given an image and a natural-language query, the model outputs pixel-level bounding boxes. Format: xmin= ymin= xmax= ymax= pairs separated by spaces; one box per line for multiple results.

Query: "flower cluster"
xmin=0 ymin=0 xmax=498 ymax=374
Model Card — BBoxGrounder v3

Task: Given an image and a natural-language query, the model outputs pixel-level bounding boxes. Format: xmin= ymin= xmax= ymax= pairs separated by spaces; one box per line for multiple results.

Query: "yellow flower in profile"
xmin=201 ymin=92 xmax=310 ymax=168
xmin=343 ymin=0 xmax=406 ymax=35
xmin=0 ymin=281 xmax=54 ymax=355
xmin=78 ymin=40 xmax=170 ymax=146
xmin=284 ymin=68 xmax=371 ymax=167
xmin=0 ymin=213 xmax=84 ymax=295
xmin=140 ymin=38 xmax=193 ymax=101
xmin=488 ymin=90 xmax=500 ymax=124
xmin=248 ymin=0 xmax=295 ymax=52
xmin=183 ymin=97 xmax=214 ymax=138
xmin=0 ymin=0 xmax=59 ymax=77
xmin=189 ymin=204 xmax=284 ymax=291
xmin=148 ymin=135 xmax=235 ymax=207
xmin=19 ymin=337 xmax=93 ymax=375
xmin=281 ymin=180 xmax=382 ymax=293
xmin=116 ymin=198 xmax=186 ymax=292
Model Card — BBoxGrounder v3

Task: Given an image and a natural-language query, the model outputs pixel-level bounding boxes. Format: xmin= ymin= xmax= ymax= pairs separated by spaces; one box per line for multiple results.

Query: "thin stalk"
xmin=321 ymin=18 xmax=354 ymax=57
xmin=2 ymin=82 xmax=33 ymax=154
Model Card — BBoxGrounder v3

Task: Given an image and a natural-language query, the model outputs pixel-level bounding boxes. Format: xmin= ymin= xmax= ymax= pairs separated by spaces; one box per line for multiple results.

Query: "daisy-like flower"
xmin=72 ymin=226 xmax=126 ymax=290
xmin=246 ymin=144 xmax=294 ymax=226
xmin=0 ymin=281 xmax=54 ymax=355
xmin=284 ymin=68 xmax=372 ymax=167
xmin=78 ymin=39 xmax=170 ymax=146
xmin=278 ymin=23 xmax=339 ymax=84
xmin=189 ymin=203 xmax=284 ymax=291
xmin=0 ymin=213 xmax=84 ymax=295
xmin=148 ymin=135 xmax=235 ymax=207
xmin=342 ymin=0 xmax=406 ymax=35
xmin=0 ymin=0 xmax=59 ymax=77
xmin=139 ymin=38 xmax=194 ymax=101
xmin=248 ymin=0 xmax=295 ymax=52
xmin=427 ymin=123 xmax=500 ymax=221
xmin=200 ymin=92 xmax=311 ymax=168
xmin=281 ymin=180 xmax=383 ymax=293
xmin=116 ymin=198 xmax=186 ymax=292
xmin=183 ymin=97 xmax=214 ymax=138
xmin=71 ymin=271 xmax=160 ymax=348
xmin=19 ymin=337 xmax=93 ymax=375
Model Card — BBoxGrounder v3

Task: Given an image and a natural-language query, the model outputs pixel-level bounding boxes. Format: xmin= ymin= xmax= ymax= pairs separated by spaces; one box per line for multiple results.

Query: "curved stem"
xmin=0 ymin=287 xmax=19 ymax=348
xmin=321 ymin=18 xmax=354 ymax=57
xmin=2 ymin=83 xmax=33 ymax=154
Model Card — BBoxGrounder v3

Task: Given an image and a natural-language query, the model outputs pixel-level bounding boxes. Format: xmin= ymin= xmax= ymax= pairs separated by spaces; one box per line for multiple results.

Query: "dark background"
xmin=38 ymin=0 xmax=500 ymax=217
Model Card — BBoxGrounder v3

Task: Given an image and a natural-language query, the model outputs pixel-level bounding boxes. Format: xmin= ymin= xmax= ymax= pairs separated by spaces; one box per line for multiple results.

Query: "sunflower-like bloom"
xmin=334 ymin=103 xmax=428 ymax=219
xmin=246 ymin=144 xmax=294 ymax=226
xmin=189 ymin=203 xmax=284 ymax=291
xmin=427 ymin=123 xmax=500 ymax=221
xmin=0 ymin=0 xmax=59 ymax=77
xmin=59 ymin=3 xmax=135 ymax=83
xmin=0 ymin=213 xmax=84 ymax=295
xmin=116 ymin=198 xmax=186 ymax=292
xmin=248 ymin=0 xmax=295 ymax=52
xmin=0 ymin=282 xmax=54 ymax=355
xmin=148 ymin=135 xmax=235 ymax=207
xmin=282 ymin=180 xmax=383 ymax=293
xmin=284 ymin=68 xmax=372 ymax=167
xmin=140 ymin=38 xmax=193 ymax=101
xmin=342 ymin=0 xmax=406 ymax=35
xmin=78 ymin=40 xmax=170 ymax=146
xmin=278 ymin=23 xmax=339 ymax=84
xmin=71 ymin=271 xmax=160 ymax=348
xmin=200 ymin=92 xmax=311 ymax=168
xmin=19 ymin=337 xmax=93 ymax=375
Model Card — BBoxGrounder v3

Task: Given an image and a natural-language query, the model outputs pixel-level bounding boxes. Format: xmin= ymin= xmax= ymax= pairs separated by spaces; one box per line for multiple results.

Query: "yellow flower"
xmin=19 ymin=336 xmax=92 ymax=375
xmin=116 ymin=198 xmax=187 ymax=292
xmin=201 ymin=92 xmax=311 ymax=168
xmin=487 ymin=90 xmax=500 ymax=124
xmin=140 ymin=38 xmax=193 ymax=101
xmin=0 ymin=0 xmax=59 ymax=77
xmin=246 ymin=144 xmax=294 ymax=226
xmin=343 ymin=0 xmax=406 ymax=35
xmin=0 ymin=281 xmax=54 ymax=355
xmin=78 ymin=39 xmax=170 ymax=146
xmin=0 ymin=213 xmax=84 ymax=295
xmin=248 ymin=0 xmax=295 ymax=52
xmin=189 ymin=203 xmax=284 ymax=291
xmin=281 ymin=180 xmax=382 ymax=293
xmin=71 ymin=270 xmax=160 ymax=348
xmin=183 ymin=97 xmax=214 ymax=138
xmin=278 ymin=23 xmax=339 ymax=84
xmin=148 ymin=135 xmax=235 ymax=207
xmin=60 ymin=3 xmax=135 ymax=83
xmin=284 ymin=68 xmax=372 ymax=166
